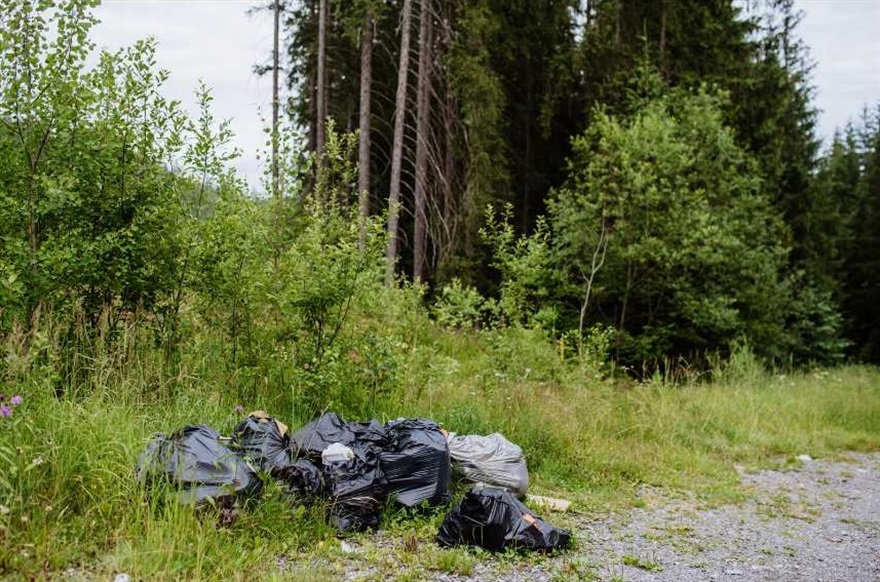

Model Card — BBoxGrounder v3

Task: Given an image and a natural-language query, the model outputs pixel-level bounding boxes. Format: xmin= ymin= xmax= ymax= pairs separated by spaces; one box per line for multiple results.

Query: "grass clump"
xmin=622 ymin=554 xmax=663 ymax=572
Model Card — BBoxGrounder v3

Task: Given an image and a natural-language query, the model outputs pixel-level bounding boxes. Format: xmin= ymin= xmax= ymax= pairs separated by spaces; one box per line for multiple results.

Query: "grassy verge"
xmin=1 ymin=325 xmax=878 ymax=580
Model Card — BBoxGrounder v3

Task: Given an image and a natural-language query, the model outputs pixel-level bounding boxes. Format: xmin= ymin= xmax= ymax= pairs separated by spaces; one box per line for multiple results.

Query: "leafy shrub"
xmin=432 ymin=278 xmax=488 ymax=330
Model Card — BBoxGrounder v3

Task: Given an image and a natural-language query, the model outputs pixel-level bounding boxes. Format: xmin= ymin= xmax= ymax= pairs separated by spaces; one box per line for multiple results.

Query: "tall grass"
xmin=1 ymin=320 xmax=878 ymax=580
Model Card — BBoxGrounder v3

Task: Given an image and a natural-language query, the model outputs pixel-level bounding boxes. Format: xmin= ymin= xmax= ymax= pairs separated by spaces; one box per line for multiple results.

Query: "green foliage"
xmin=253 ymin=124 xmax=399 ymax=419
xmin=549 ymin=87 xmax=791 ymax=363
xmin=0 ymin=4 xmax=876 ymax=577
xmin=0 ymin=2 xmax=196 ymax=331
xmin=442 ymin=0 xmax=511 ymax=277
xmin=4 ymin=317 xmax=880 ymax=579
xmin=829 ymin=105 xmax=880 ymax=362
xmin=481 ymin=204 xmax=559 ymax=329
xmin=432 ymin=278 xmax=488 ymax=330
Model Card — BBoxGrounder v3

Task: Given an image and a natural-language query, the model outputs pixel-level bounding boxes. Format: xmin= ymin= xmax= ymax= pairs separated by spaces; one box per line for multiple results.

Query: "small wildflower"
xmin=10 ymin=395 xmax=22 ymax=406
xmin=0 ymin=405 xmax=11 ymax=418
xmin=233 ymin=405 xmax=244 ymax=415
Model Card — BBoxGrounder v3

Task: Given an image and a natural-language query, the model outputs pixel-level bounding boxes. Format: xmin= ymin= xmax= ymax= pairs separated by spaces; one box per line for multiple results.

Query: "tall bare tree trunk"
xmin=659 ymin=0 xmax=667 ymax=78
xmin=316 ymin=0 xmax=328 ymax=157
xmin=358 ymin=9 xmax=374 ymax=248
xmin=385 ymin=0 xmax=414 ymax=286
xmin=615 ymin=0 xmax=621 ymax=46
xmin=412 ymin=0 xmax=433 ymax=282
xmin=272 ymin=0 xmax=281 ymax=198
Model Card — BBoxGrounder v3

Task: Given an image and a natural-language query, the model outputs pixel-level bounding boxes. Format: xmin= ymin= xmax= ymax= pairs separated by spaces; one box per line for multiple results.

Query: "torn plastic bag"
xmin=322 ymin=445 xmax=387 ymax=532
xmin=436 ymin=486 xmax=571 ymax=552
xmin=380 ymin=419 xmax=452 ymax=508
xmin=233 ymin=413 xmax=291 ymax=474
xmin=447 ymin=433 xmax=529 ymax=496
xmin=136 ymin=425 xmax=262 ymax=506
xmin=290 ymin=412 xmax=389 ymax=460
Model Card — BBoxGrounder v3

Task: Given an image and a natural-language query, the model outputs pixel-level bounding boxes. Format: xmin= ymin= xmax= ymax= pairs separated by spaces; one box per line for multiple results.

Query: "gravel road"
xmin=561 ymin=452 xmax=880 ymax=582
xmin=454 ymin=452 xmax=880 ymax=582
xmin=339 ymin=452 xmax=880 ymax=582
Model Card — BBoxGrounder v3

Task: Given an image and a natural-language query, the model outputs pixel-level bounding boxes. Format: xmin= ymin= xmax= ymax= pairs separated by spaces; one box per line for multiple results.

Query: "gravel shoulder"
xmin=563 ymin=452 xmax=880 ymax=582
xmin=335 ymin=452 xmax=880 ymax=582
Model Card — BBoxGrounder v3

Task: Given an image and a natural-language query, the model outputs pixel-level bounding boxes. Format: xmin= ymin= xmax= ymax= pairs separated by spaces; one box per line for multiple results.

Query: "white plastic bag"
xmin=321 ymin=442 xmax=355 ymax=464
xmin=446 ymin=433 xmax=529 ymax=496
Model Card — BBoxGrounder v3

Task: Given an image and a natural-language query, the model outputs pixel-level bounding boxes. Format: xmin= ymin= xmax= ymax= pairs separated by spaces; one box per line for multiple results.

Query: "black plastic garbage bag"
xmin=381 ymin=419 xmax=452 ymax=508
xmin=290 ymin=412 xmax=389 ymax=460
xmin=322 ymin=446 xmax=387 ymax=532
xmin=278 ymin=458 xmax=325 ymax=501
xmin=288 ymin=412 xmax=391 ymax=532
xmin=436 ymin=486 xmax=571 ymax=552
xmin=136 ymin=425 xmax=262 ymax=506
xmin=233 ymin=414 xmax=291 ymax=474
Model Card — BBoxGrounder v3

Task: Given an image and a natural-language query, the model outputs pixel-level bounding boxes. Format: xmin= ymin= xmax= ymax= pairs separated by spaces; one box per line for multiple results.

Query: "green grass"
xmin=622 ymin=554 xmax=663 ymax=572
xmin=1 ymin=323 xmax=879 ymax=580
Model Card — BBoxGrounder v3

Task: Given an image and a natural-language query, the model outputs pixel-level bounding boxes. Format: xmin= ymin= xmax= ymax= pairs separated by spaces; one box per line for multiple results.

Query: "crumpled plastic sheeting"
xmin=322 ymin=445 xmax=387 ymax=532
xmin=290 ymin=413 xmax=389 ymax=460
xmin=288 ymin=413 xmax=453 ymax=530
xmin=436 ymin=486 xmax=571 ymax=552
xmin=282 ymin=458 xmax=325 ymax=500
xmin=447 ymin=433 xmax=530 ymax=496
xmin=290 ymin=412 xmax=390 ymax=532
xmin=381 ymin=419 xmax=452 ymax=508
xmin=136 ymin=425 xmax=262 ymax=506
xmin=233 ymin=414 xmax=292 ymax=474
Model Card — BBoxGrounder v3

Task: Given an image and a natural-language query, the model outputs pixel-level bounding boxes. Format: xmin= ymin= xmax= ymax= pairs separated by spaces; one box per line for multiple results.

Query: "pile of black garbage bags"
xmin=136 ymin=411 xmax=571 ymax=552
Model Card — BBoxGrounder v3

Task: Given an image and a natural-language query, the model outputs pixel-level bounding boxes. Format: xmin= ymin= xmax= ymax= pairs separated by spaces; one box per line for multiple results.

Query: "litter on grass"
xmin=135 ymin=411 xmax=570 ymax=553
xmin=136 ymin=424 xmax=262 ymax=506
xmin=437 ymin=485 xmax=572 ymax=552
xmin=446 ymin=432 xmax=530 ymax=496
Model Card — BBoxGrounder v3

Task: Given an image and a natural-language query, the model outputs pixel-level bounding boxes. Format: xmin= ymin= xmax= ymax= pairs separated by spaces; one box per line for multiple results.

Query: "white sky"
xmin=93 ymin=0 xmax=272 ymax=191
xmin=91 ymin=0 xmax=880 ymax=191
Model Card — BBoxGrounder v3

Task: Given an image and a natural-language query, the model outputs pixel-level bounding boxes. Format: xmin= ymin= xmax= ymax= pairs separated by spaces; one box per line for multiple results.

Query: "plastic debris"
xmin=290 ymin=413 xmax=389 ymax=460
xmin=321 ymin=442 xmax=356 ymax=464
xmin=447 ymin=433 xmax=530 ymax=496
xmin=381 ymin=418 xmax=452 ymax=508
xmin=322 ymin=443 xmax=387 ymax=532
xmin=436 ymin=485 xmax=571 ymax=552
xmin=279 ymin=458 xmax=325 ymax=501
xmin=233 ymin=413 xmax=292 ymax=474
xmin=136 ymin=411 xmax=546 ymax=544
xmin=136 ymin=425 xmax=262 ymax=506
xmin=340 ymin=540 xmax=359 ymax=554
xmin=290 ymin=412 xmax=390 ymax=532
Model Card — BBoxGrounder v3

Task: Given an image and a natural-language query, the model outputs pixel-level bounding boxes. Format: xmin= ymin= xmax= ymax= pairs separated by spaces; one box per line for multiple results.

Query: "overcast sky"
xmin=91 ymin=0 xmax=880 ymax=191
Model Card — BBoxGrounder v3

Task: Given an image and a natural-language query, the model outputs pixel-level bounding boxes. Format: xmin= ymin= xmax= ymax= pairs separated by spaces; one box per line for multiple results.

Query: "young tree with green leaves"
xmin=549 ymin=86 xmax=791 ymax=363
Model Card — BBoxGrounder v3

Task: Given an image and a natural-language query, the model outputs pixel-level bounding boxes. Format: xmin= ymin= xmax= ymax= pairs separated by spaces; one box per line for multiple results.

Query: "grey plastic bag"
xmin=136 ymin=425 xmax=262 ymax=506
xmin=447 ymin=432 xmax=529 ymax=496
